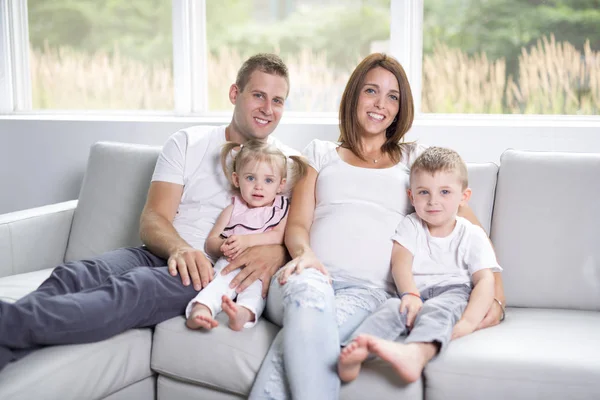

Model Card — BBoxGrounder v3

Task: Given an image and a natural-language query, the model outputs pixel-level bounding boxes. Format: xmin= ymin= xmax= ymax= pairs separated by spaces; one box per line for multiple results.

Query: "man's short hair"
xmin=236 ymin=53 xmax=290 ymax=96
xmin=410 ymin=147 xmax=469 ymax=189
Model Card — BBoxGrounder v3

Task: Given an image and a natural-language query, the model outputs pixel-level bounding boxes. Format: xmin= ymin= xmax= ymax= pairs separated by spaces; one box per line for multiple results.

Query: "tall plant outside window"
xmin=422 ymin=0 xmax=600 ymax=115
xmin=205 ymin=0 xmax=391 ymax=112
xmin=28 ymin=0 xmax=174 ymax=110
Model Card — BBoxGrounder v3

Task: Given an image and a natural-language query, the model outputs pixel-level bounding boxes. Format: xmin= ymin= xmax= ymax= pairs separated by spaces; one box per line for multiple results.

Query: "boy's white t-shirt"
xmin=392 ymin=213 xmax=502 ymax=292
xmin=304 ymin=139 xmax=426 ymax=293
xmin=151 ymin=125 xmax=298 ymax=260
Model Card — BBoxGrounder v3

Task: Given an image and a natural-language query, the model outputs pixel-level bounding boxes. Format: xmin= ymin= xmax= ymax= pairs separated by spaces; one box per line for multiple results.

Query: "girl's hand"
xmin=399 ymin=295 xmax=423 ymax=328
xmin=278 ymin=249 xmax=329 ymax=285
xmin=452 ymin=318 xmax=478 ymax=340
xmin=221 ymin=235 xmax=250 ymax=260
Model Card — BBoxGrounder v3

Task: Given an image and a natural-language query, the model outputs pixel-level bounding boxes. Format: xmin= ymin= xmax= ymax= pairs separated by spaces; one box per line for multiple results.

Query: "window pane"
xmin=206 ymin=0 xmax=391 ymax=112
xmin=422 ymin=0 xmax=600 ymax=115
xmin=28 ymin=0 xmax=173 ymax=110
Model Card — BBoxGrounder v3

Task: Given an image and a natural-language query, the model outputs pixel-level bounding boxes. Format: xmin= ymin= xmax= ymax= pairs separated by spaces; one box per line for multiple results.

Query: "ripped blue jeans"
xmin=248 ymin=269 xmax=389 ymax=400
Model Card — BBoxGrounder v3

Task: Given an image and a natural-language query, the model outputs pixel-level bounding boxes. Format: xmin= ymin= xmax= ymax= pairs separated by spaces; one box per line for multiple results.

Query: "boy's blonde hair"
xmin=221 ymin=139 xmax=308 ymax=193
xmin=410 ymin=147 xmax=468 ymax=189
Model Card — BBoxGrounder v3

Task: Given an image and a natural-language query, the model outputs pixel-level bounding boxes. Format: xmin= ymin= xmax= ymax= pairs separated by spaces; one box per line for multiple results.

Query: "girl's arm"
xmin=221 ymin=214 xmax=289 ymax=260
xmin=391 ymin=242 xmax=421 ymax=327
xmin=458 ymin=204 xmax=506 ymax=328
xmin=278 ymin=167 xmax=328 ymax=283
xmin=204 ymin=204 xmax=234 ymax=260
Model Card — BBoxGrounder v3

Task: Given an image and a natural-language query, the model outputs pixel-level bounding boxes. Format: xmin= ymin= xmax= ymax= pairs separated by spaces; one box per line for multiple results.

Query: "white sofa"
xmin=0 ymin=140 xmax=598 ymax=400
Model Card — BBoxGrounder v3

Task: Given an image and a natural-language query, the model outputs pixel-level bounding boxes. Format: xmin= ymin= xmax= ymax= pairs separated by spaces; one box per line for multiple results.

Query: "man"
xmin=0 ymin=53 xmax=295 ymax=371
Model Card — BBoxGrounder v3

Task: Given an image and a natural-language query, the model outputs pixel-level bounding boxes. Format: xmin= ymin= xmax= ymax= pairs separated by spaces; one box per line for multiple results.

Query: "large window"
xmin=422 ymin=0 xmax=600 ymax=115
xmin=1 ymin=0 xmax=598 ymax=116
xmin=27 ymin=0 xmax=173 ymax=110
xmin=205 ymin=0 xmax=390 ymax=112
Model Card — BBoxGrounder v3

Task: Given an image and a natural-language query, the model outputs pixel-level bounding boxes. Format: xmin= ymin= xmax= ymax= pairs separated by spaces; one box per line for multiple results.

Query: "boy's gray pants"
xmin=349 ymin=284 xmax=471 ymax=351
xmin=0 ymin=247 xmax=198 ymax=370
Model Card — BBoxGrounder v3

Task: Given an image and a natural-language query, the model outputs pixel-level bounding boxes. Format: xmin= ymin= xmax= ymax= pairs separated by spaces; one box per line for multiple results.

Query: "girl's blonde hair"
xmin=220 ymin=139 xmax=308 ymax=192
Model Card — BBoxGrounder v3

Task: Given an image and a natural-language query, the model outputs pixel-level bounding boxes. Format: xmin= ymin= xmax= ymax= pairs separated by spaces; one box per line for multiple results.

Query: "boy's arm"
xmin=204 ymin=205 xmax=234 ymax=259
xmin=458 ymin=204 xmax=506 ymax=328
xmin=452 ymin=268 xmax=495 ymax=339
xmin=391 ymin=242 xmax=421 ymax=327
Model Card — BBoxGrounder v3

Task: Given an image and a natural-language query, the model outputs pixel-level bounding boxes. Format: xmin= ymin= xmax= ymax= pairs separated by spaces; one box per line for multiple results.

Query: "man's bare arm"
xmin=140 ymin=181 xmax=212 ymax=290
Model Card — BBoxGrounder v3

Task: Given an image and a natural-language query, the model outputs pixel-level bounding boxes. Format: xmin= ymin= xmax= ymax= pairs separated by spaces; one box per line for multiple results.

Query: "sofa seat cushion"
xmin=152 ymin=315 xmax=422 ymax=399
xmin=0 ymin=269 xmax=154 ymax=400
xmin=0 ymin=328 xmax=153 ymax=400
xmin=425 ymin=307 xmax=600 ymax=400
xmin=0 ymin=268 xmax=53 ymax=302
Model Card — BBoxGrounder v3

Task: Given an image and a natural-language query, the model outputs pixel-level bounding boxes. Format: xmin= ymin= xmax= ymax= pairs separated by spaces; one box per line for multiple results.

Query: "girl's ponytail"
xmin=220 ymin=141 xmax=242 ymax=188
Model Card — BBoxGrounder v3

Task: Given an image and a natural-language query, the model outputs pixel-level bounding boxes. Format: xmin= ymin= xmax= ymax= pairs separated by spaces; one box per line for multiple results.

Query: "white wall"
xmin=1 ymin=115 xmax=599 ymax=214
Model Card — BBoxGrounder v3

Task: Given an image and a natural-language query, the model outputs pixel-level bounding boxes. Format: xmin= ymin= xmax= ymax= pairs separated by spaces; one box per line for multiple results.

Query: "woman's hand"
xmin=278 ymin=248 xmax=329 ymax=285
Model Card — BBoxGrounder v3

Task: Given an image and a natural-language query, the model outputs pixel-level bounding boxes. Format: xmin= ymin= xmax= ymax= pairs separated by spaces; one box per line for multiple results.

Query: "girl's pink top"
xmin=220 ymin=195 xmax=289 ymax=238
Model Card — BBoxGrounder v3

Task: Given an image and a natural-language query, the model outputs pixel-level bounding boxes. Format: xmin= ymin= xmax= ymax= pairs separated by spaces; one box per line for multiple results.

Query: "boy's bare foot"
xmin=221 ymin=295 xmax=254 ymax=331
xmin=338 ymin=335 xmax=370 ymax=382
xmin=363 ymin=335 xmax=426 ymax=383
xmin=186 ymin=303 xmax=218 ymax=330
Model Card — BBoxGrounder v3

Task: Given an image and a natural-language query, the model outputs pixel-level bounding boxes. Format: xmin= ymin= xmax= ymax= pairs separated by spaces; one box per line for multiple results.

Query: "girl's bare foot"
xmin=221 ymin=295 xmax=254 ymax=331
xmin=186 ymin=303 xmax=218 ymax=330
xmin=363 ymin=335 xmax=428 ymax=383
xmin=338 ymin=335 xmax=370 ymax=382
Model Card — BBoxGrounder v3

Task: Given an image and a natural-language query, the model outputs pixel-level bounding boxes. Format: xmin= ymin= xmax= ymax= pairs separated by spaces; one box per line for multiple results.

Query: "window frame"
xmin=0 ymin=0 xmax=598 ymax=123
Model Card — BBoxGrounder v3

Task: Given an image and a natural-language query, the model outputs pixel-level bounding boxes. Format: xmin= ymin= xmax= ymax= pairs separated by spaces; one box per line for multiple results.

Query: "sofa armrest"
xmin=0 ymin=200 xmax=77 ymax=278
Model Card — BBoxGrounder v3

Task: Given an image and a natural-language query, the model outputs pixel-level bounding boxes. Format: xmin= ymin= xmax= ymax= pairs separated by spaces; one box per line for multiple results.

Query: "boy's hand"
xmin=452 ymin=318 xmax=478 ymax=340
xmin=399 ymin=295 xmax=423 ymax=328
xmin=221 ymin=235 xmax=250 ymax=260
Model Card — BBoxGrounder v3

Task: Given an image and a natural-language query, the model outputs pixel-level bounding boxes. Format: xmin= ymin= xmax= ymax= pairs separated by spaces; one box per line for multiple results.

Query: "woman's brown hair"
xmin=338 ymin=53 xmax=414 ymax=163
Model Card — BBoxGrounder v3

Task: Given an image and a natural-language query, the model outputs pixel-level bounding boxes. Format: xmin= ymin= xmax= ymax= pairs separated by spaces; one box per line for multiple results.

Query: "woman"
xmin=249 ymin=53 xmax=504 ymax=400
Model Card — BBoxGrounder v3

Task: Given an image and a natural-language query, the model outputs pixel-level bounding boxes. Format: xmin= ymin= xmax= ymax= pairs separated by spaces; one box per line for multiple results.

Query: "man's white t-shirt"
xmin=304 ymin=139 xmax=426 ymax=293
xmin=392 ymin=213 xmax=502 ymax=292
xmin=151 ymin=125 xmax=298 ymax=261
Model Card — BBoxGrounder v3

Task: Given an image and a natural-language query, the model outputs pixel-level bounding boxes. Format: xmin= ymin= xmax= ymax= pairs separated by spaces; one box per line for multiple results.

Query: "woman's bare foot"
xmin=338 ymin=335 xmax=370 ymax=382
xmin=221 ymin=295 xmax=254 ymax=331
xmin=186 ymin=303 xmax=218 ymax=330
xmin=363 ymin=335 xmax=430 ymax=383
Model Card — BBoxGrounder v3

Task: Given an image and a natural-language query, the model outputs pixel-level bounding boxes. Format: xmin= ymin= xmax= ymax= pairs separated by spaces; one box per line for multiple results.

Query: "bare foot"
xmin=221 ymin=295 xmax=254 ymax=331
xmin=363 ymin=335 xmax=426 ymax=383
xmin=186 ymin=303 xmax=219 ymax=330
xmin=338 ymin=335 xmax=370 ymax=382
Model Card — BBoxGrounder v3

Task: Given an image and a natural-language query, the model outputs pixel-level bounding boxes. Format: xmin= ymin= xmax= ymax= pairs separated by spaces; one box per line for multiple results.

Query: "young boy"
xmin=337 ymin=146 xmax=501 ymax=383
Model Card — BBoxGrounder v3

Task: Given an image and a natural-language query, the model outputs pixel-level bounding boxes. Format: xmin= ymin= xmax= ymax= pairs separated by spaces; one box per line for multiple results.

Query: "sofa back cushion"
xmin=65 ymin=142 xmax=161 ymax=262
xmin=491 ymin=149 xmax=600 ymax=311
xmin=465 ymin=163 xmax=499 ymax=236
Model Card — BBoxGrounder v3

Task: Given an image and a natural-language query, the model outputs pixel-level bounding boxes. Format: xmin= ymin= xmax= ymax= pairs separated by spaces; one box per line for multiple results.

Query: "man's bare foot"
xmin=363 ymin=335 xmax=427 ymax=383
xmin=338 ymin=335 xmax=370 ymax=382
xmin=221 ymin=295 xmax=254 ymax=331
xmin=186 ymin=303 xmax=218 ymax=330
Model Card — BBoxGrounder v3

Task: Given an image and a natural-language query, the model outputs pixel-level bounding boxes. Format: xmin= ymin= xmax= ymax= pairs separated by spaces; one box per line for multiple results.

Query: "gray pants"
xmin=0 ymin=247 xmax=198 ymax=371
xmin=350 ymin=284 xmax=471 ymax=352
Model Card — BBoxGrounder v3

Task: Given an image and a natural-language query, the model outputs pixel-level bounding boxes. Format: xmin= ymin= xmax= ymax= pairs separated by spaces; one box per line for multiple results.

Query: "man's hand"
xmin=475 ymin=299 xmax=504 ymax=331
xmin=452 ymin=318 xmax=478 ymax=340
xmin=399 ymin=295 xmax=423 ymax=328
xmin=220 ymin=235 xmax=250 ymax=260
xmin=220 ymin=244 xmax=287 ymax=297
xmin=168 ymin=246 xmax=213 ymax=290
